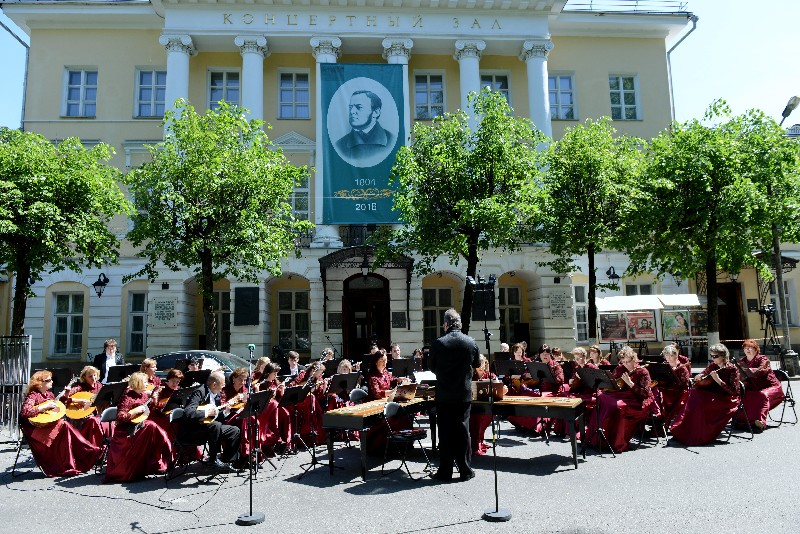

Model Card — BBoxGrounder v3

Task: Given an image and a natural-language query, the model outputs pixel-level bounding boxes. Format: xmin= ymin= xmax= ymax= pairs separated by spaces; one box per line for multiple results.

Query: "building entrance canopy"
xmin=596 ymin=293 xmax=702 ymax=312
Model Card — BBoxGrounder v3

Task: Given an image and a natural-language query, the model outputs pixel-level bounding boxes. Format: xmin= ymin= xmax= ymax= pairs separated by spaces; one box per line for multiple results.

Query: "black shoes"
xmin=429 ymin=471 xmax=452 ymax=482
xmin=459 ymin=469 xmax=476 ymax=482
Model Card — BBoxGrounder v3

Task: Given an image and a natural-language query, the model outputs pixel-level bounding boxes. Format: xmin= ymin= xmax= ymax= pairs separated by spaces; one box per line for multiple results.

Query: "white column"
xmin=382 ymin=38 xmax=413 ymax=145
xmin=234 ymin=35 xmax=269 ymax=122
xmin=454 ymin=39 xmax=485 ymax=131
xmin=520 ymin=38 xmax=554 ymax=138
xmin=310 ymin=36 xmax=343 ymax=249
xmin=159 ymin=34 xmax=196 ymax=116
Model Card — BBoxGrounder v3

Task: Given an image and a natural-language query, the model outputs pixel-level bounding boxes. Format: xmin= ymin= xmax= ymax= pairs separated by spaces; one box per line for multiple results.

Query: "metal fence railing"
xmin=0 ymin=336 xmax=32 ymax=442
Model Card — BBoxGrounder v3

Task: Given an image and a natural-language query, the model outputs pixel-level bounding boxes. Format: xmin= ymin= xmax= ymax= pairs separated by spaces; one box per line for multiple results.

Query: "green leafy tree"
xmin=539 ymin=118 xmax=645 ymax=342
xmin=125 ymin=100 xmax=314 ymax=350
xmin=0 ymin=128 xmax=129 ymax=335
xmin=624 ymin=101 xmax=797 ymax=345
xmin=375 ymin=88 xmax=546 ymax=335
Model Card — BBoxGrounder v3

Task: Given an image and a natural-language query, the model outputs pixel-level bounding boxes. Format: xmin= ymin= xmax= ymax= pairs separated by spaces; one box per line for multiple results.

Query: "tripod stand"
xmin=761 ymin=309 xmax=781 ymax=356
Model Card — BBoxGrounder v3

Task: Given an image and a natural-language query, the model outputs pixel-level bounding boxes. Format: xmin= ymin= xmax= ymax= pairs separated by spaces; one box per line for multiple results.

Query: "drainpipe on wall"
xmin=666 ymin=14 xmax=699 ymax=122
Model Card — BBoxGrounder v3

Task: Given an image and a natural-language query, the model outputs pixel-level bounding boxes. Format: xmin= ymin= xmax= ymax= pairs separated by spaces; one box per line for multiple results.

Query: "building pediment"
xmin=273 ymin=132 xmax=315 ymax=152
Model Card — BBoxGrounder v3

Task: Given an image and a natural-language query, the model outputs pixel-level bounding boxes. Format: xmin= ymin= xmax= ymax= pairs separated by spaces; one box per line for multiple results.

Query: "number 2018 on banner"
xmin=355 ymin=203 xmax=377 ymax=211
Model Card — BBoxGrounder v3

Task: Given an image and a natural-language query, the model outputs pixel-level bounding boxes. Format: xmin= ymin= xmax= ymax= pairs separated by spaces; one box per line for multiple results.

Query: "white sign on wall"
xmin=152 ymin=298 xmax=178 ymax=328
xmin=549 ymin=289 xmax=570 ymax=320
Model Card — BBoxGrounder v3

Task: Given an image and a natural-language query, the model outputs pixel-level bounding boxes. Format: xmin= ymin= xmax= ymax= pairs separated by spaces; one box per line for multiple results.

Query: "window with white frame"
xmin=609 ymin=75 xmax=639 ymax=120
xmin=290 ymin=174 xmax=309 ymax=221
xmin=499 ymin=287 xmax=522 ymax=344
xmin=770 ymin=280 xmax=796 ymax=325
xmin=414 ymin=73 xmax=445 ymax=120
xmin=279 ymin=71 xmax=310 ymax=119
xmin=64 ymin=69 xmax=97 ymax=117
xmin=128 ymin=292 xmax=147 ymax=355
xmin=135 ymin=69 xmax=166 ymax=118
xmin=53 ymin=293 xmax=84 ymax=356
xmin=208 ymin=70 xmax=240 ymax=110
xmin=423 ymin=288 xmax=453 ymax=345
xmin=574 ymin=285 xmax=589 ymax=342
xmin=549 ymin=74 xmax=576 ymax=120
xmin=203 ymin=291 xmax=231 ymax=352
xmin=480 ymin=73 xmax=510 ymax=103
xmin=625 ymin=283 xmax=653 ymax=296
xmin=278 ymin=290 xmax=310 ymax=351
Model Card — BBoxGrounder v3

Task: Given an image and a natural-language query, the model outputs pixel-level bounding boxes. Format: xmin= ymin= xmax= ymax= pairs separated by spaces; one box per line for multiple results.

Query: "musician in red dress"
xmin=587 ymin=345 xmax=610 ymax=366
xmin=293 ymin=361 xmax=328 ymax=446
xmin=140 ymin=358 xmax=161 ymax=389
xmin=511 ymin=343 xmax=531 ymax=363
xmin=653 ymin=344 xmax=691 ymax=427
xmin=670 ymin=344 xmax=740 ymax=446
xmin=150 ymin=369 xmax=183 ymax=440
xmin=364 ymin=350 xmax=411 ymax=455
xmin=257 ymin=363 xmax=291 ymax=454
xmin=469 ymin=354 xmax=506 ymax=455
xmin=735 ymin=339 xmax=784 ymax=431
xmin=105 ymin=372 xmax=173 ymax=482
xmin=220 ymin=367 xmax=254 ymax=458
xmin=251 ymin=356 xmax=272 ymax=385
xmin=62 ymin=365 xmax=104 ymax=447
xmin=586 ymin=346 xmax=658 ymax=453
xmin=20 ymin=370 xmax=101 ymax=477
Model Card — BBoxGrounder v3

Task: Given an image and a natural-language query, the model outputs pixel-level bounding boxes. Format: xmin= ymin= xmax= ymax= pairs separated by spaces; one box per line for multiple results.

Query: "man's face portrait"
xmin=348 ymin=92 xmax=380 ymax=131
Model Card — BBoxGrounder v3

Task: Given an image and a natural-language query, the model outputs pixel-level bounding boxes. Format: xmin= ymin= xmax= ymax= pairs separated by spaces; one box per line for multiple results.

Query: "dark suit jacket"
xmin=178 ymin=384 xmax=219 ymax=443
xmin=334 ymin=122 xmax=396 ymax=160
xmin=93 ymin=351 xmax=125 ymax=382
xmin=429 ymin=328 xmax=481 ymax=403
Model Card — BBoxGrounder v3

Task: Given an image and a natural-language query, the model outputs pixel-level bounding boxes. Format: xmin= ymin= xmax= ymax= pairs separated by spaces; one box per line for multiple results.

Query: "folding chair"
xmin=726 ymin=381 xmax=753 ymax=441
xmin=165 ymin=408 xmax=207 ymax=480
xmin=380 ymin=402 xmax=431 ymax=480
xmin=94 ymin=407 xmax=117 ymax=474
xmin=11 ymin=424 xmax=42 ymax=478
xmin=768 ymin=369 xmax=797 ymax=426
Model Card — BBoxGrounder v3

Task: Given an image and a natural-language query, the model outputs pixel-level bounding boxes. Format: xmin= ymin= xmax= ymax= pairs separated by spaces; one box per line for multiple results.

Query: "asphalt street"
xmin=0 ymin=405 xmax=797 ymax=534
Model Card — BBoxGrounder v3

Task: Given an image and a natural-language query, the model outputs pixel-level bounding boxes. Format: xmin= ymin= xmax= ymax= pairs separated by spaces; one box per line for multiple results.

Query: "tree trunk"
xmin=705 ymin=253 xmax=720 ymax=348
xmin=11 ymin=261 xmax=31 ymax=337
xmin=460 ymin=239 xmax=479 ymax=336
xmin=587 ymin=242 xmax=597 ymax=344
xmin=200 ymin=247 xmax=218 ymax=351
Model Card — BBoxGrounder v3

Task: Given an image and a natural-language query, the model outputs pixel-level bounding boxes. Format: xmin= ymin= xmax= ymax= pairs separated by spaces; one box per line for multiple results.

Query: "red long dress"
xmin=652 ymin=364 xmax=691 ymax=426
xmin=670 ymin=363 xmax=740 ymax=446
xmin=586 ymin=366 xmax=658 ymax=453
xmin=508 ymin=361 xmax=565 ymax=433
xmin=105 ymin=389 xmax=173 ymax=482
xmin=734 ymin=354 xmax=784 ymax=427
xmin=20 ymin=390 xmax=101 ymax=477
xmin=62 ymin=381 xmax=104 ymax=447
xmin=257 ymin=379 xmax=292 ymax=454
xmin=469 ymin=370 xmax=496 ymax=455
xmin=365 ymin=369 xmax=407 ymax=456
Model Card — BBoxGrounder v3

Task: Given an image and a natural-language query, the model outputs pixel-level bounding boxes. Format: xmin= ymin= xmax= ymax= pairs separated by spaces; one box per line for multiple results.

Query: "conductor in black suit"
xmin=334 ymin=90 xmax=396 ymax=161
xmin=179 ymin=371 xmax=242 ymax=469
xmin=93 ymin=338 xmax=125 ymax=384
xmin=429 ymin=308 xmax=481 ymax=482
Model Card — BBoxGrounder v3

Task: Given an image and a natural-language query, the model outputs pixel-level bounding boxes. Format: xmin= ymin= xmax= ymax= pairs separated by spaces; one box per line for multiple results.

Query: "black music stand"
xmin=576 ymin=367 xmax=619 ymax=457
xmin=92 ymin=381 xmax=129 ymax=407
xmin=391 ymin=359 xmax=415 ymax=380
xmin=495 ymin=360 xmax=525 ymax=378
xmin=327 ymin=372 xmax=359 ymax=398
xmin=180 ymin=370 xmax=211 ymax=389
xmin=526 ymin=362 xmax=557 ymax=387
xmin=236 ymin=390 xmax=276 ymax=473
xmin=599 ymin=364 xmax=617 ymax=373
xmin=647 ymin=364 xmax=678 ymax=388
xmin=278 ymin=385 xmax=311 ymax=455
xmin=322 ymin=360 xmax=339 ymax=378
xmin=163 ymin=386 xmax=195 ymax=413
xmin=106 ymin=364 xmax=139 ymax=384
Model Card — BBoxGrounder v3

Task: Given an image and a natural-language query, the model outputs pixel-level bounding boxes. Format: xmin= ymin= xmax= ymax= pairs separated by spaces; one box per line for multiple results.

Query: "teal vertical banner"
xmin=321 ymin=63 xmax=404 ymax=224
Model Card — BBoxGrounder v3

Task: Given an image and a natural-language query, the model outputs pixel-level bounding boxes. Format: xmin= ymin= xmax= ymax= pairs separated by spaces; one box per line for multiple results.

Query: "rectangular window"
xmin=128 ymin=292 xmax=147 ymax=355
xmin=135 ymin=69 xmax=167 ymax=118
xmin=625 ymin=283 xmax=653 ymax=296
xmin=64 ymin=69 xmax=97 ymax=117
xmin=480 ymin=73 xmax=510 ymax=103
xmin=279 ymin=72 xmax=310 ymax=119
xmin=208 ymin=70 xmax=240 ymax=110
xmin=422 ymin=288 xmax=453 ymax=345
xmin=770 ymin=280 xmax=796 ymax=326
xmin=574 ymin=286 xmax=589 ymax=342
xmin=414 ymin=73 xmax=445 ymax=120
xmin=278 ymin=290 xmax=310 ymax=352
xmin=203 ymin=291 xmax=231 ymax=352
xmin=290 ymin=174 xmax=310 ymax=221
xmin=609 ymin=75 xmax=639 ymax=120
xmin=53 ymin=293 xmax=84 ymax=356
xmin=549 ymin=75 xmax=576 ymax=120
xmin=499 ymin=287 xmax=522 ymax=344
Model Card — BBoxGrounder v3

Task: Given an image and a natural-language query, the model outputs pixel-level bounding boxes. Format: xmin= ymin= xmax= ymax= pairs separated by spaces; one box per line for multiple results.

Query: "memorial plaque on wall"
xmin=328 ymin=313 xmax=343 ymax=330
xmin=392 ymin=312 xmax=407 ymax=329
xmin=233 ymin=287 xmax=259 ymax=326
xmin=152 ymin=298 xmax=178 ymax=328
xmin=549 ymin=289 xmax=570 ymax=320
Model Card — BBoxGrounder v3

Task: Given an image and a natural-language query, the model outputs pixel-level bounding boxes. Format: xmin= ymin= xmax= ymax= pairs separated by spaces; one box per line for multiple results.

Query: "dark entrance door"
xmin=717 ymin=282 xmax=745 ymax=349
xmin=343 ymin=274 xmax=390 ymax=360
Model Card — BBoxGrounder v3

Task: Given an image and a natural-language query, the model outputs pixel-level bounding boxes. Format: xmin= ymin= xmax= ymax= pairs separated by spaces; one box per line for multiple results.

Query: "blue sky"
xmin=2 ymin=0 xmax=800 ymax=129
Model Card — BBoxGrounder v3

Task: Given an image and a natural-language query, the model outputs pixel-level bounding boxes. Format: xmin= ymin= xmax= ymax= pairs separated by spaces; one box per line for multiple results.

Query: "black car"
xmin=152 ymin=350 xmax=250 ymax=377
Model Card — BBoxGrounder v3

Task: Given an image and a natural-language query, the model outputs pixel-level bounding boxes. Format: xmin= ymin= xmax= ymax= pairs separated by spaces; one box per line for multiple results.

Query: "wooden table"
xmin=323 ymin=397 xmax=434 ymax=481
xmin=471 ymin=395 xmax=585 ymax=468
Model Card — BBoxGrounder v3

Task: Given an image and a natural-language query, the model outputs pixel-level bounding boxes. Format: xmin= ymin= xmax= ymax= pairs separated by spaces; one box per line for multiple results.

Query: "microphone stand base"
xmin=482 ymin=508 xmax=512 ymax=522
xmin=236 ymin=512 xmax=265 ymax=526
